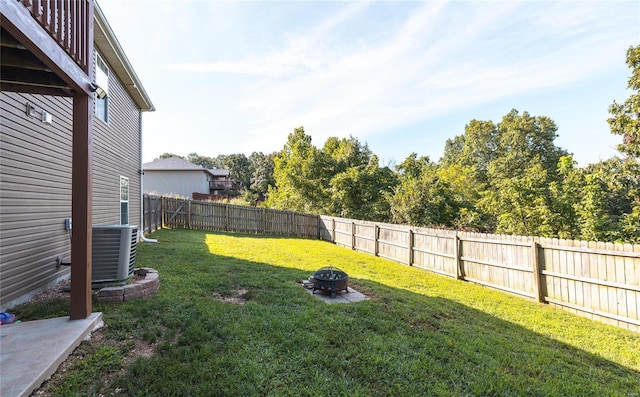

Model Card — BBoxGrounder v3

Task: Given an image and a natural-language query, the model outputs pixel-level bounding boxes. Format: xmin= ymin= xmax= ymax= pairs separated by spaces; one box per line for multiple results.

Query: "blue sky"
xmin=98 ymin=0 xmax=639 ymax=166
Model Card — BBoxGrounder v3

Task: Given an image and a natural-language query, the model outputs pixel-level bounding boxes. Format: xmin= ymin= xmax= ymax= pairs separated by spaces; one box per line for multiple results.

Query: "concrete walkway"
xmin=0 ymin=312 xmax=103 ymax=397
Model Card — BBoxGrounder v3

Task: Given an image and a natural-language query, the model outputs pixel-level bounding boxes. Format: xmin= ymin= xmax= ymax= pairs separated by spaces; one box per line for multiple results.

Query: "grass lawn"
xmin=16 ymin=229 xmax=640 ymax=396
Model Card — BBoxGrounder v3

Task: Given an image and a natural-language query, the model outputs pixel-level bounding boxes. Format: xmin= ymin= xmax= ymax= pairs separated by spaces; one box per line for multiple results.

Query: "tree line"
xmin=156 ymin=45 xmax=639 ymax=243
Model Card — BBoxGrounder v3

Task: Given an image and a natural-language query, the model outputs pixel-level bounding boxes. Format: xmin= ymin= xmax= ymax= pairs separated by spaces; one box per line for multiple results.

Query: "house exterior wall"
xmin=0 ymin=51 xmax=144 ymax=310
xmin=143 ymin=170 xmax=210 ymax=198
xmin=92 ymin=49 xmax=142 ymax=227
xmin=0 ymin=91 xmax=74 ymax=309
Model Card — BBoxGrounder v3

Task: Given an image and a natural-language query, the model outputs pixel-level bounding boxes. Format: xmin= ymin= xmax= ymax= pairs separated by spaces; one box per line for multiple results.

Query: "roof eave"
xmin=93 ymin=1 xmax=155 ymax=112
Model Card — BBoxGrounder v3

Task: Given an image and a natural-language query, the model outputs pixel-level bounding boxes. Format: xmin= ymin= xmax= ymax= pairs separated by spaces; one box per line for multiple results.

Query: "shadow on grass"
xmin=17 ymin=229 xmax=640 ymax=396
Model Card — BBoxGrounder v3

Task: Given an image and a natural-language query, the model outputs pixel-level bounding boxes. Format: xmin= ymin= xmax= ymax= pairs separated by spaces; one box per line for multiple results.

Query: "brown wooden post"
xmin=374 ymin=225 xmax=379 ymax=257
xmin=331 ymin=218 xmax=336 ymax=242
xmin=160 ymin=196 xmax=164 ymax=229
xmin=225 ymin=204 xmax=229 ymax=232
xmin=143 ymin=194 xmax=149 ymax=233
xmin=531 ymin=239 xmax=543 ymax=302
xmin=187 ymin=199 xmax=192 ymax=229
xmin=408 ymin=229 xmax=414 ymax=266
xmin=453 ymin=232 xmax=461 ymax=279
xmin=70 ymin=92 xmax=93 ymax=320
xmin=351 ymin=221 xmax=356 ymax=250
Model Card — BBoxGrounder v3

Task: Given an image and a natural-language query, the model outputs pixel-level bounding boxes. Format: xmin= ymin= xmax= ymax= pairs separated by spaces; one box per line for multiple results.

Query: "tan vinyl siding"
xmin=1 ymin=53 xmax=144 ymax=309
xmin=92 ymin=50 xmax=142 ymax=227
xmin=0 ymin=92 xmax=73 ymax=308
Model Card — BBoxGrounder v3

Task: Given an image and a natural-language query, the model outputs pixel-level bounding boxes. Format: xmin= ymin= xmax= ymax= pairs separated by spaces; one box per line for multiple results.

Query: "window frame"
xmin=120 ymin=176 xmax=129 ymax=225
xmin=95 ymin=53 xmax=109 ymax=123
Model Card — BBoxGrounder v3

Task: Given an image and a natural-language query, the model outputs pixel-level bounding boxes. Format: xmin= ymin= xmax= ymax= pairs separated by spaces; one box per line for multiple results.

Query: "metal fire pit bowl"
xmin=312 ymin=266 xmax=349 ymax=298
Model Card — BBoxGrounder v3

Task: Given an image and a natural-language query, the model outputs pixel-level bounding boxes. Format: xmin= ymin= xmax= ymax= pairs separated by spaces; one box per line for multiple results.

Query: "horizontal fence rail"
xmin=141 ymin=197 xmax=639 ymax=333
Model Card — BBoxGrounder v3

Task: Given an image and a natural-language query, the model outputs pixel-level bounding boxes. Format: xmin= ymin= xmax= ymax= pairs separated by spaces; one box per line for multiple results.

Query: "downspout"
xmin=138 ymin=111 xmax=158 ymax=243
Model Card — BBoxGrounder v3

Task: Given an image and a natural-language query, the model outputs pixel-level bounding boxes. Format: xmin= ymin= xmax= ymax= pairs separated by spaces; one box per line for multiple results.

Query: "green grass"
xmin=15 ymin=229 xmax=640 ymax=396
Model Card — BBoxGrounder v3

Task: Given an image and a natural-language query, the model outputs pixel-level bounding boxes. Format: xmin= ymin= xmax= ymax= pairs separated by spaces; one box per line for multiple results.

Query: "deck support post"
xmin=70 ymin=92 xmax=94 ymax=320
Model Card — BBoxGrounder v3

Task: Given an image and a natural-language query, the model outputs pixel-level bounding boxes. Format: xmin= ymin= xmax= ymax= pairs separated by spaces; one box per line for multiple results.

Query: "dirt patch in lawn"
xmin=212 ymin=288 xmax=248 ymax=304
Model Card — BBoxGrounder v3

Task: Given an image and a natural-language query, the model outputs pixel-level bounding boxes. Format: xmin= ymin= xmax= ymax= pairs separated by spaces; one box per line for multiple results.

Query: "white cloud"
xmin=126 ymin=0 xmax=638 ymax=161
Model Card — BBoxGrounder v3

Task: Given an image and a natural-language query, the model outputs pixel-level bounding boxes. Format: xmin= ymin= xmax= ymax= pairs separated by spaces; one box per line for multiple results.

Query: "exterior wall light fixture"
xmin=90 ymin=83 xmax=108 ymax=99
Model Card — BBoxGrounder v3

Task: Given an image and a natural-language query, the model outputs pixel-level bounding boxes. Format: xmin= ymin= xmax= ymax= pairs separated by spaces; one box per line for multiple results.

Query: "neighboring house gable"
xmin=0 ymin=1 xmax=154 ymax=311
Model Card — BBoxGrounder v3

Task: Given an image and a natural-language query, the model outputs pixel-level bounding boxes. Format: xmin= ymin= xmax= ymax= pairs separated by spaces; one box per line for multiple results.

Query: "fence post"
xmin=187 ymin=199 xmax=192 ymax=229
xmin=225 ymin=204 xmax=229 ymax=232
xmin=408 ymin=229 xmax=414 ymax=266
xmin=374 ymin=225 xmax=379 ymax=257
xmin=331 ymin=218 xmax=336 ymax=242
xmin=148 ymin=196 xmax=152 ymax=232
xmin=160 ymin=197 xmax=165 ymax=228
xmin=530 ymin=239 xmax=542 ymax=302
xmin=143 ymin=194 xmax=148 ymax=233
xmin=453 ymin=232 xmax=461 ymax=279
xmin=351 ymin=222 xmax=356 ymax=250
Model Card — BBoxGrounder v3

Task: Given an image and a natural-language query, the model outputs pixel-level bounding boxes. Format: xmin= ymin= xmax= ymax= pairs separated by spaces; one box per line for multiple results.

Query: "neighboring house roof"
xmin=94 ymin=1 xmax=154 ymax=112
xmin=144 ymin=157 xmax=205 ymax=171
xmin=143 ymin=157 xmax=230 ymax=178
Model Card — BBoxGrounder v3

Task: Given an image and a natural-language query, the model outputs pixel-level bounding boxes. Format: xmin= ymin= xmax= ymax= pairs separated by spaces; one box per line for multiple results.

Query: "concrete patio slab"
xmin=301 ymin=281 xmax=369 ymax=304
xmin=0 ymin=312 xmax=103 ymax=397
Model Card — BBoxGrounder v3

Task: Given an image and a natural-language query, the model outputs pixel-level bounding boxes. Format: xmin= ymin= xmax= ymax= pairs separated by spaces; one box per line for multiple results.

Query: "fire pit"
xmin=312 ymin=266 xmax=349 ymax=298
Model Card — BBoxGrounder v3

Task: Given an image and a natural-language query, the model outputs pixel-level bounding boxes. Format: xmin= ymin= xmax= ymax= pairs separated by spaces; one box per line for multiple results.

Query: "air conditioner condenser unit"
xmin=92 ymin=225 xmax=137 ymax=288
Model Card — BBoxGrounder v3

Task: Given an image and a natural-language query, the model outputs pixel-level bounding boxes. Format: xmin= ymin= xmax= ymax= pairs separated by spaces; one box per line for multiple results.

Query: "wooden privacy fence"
xmin=142 ymin=194 xmax=162 ymax=234
xmin=161 ymin=197 xmax=319 ymax=238
xmin=319 ymin=216 xmax=640 ymax=332
xmin=141 ymin=197 xmax=639 ymax=332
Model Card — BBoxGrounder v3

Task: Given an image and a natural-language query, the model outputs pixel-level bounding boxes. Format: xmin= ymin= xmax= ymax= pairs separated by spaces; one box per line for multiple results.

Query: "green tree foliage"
xmin=214 ymin=154 xmax=251 ymax=190
xmin=440 ymin=110 xmax=569 ymax=235
xmin=154 ymin=153 xmax=184 ymax=161
xmin=442 ymin=119 xmax=497 ymax=185
xmin=265 ymin=127 xmax=330 ymax=213
xmin=248 ymin=151 xmax=276 ymax=200
xmin=488 ymin=161 xmax=558 ymax=236
xmin=481 ymin=110 xmax=568 ymax=236
xmin=266 ymin=129 xmax=396 ymax=220
xmin=435 ymin=106 xmax=637 ymax=242
xmin=186 ymin=153 xmax=217 ymax=170
xmin=548 ymin=156 xmax=582 ymax=239
xmin=321 ymin=136 xmax=397 ymax=220
xmin=323 ymin=136 xmax=373 ymax=174
xmin=389 ymin=157 xmax=461 ymax=227
xmin=438 ymin=163 xmax=490 ymax=231
xmin=577 ymin=158 xmax=640 ymax=242
xmin=328 ymin=154 xmax=397 ymax=221
xmin=608 ymin=45 xmax=640 ymax=158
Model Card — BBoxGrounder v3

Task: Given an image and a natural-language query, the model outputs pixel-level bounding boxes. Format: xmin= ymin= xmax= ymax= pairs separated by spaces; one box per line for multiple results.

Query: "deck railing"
xmin=209 ymin=180 xmax=238 ymax=191
xmin=20 ymin=0 xmax=92 ymax=72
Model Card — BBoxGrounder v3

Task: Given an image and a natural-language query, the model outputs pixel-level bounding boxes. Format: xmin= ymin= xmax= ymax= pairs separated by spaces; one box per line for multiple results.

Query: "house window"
xmin=120 ymin=176 xmax=129 ymax=225
xmin=95 ymin=55 xmax=109 ymax=122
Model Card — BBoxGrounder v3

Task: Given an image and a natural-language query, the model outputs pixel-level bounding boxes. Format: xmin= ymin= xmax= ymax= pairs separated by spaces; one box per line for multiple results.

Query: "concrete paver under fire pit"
xmin=301 ymin=280 xmax=369 ymax=304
